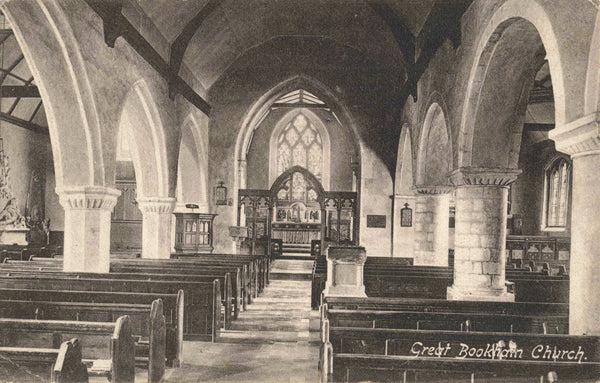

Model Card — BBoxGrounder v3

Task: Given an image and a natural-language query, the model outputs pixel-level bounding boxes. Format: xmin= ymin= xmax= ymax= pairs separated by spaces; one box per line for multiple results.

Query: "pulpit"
xmin=174 ymin=213 xmax=216 ymax=253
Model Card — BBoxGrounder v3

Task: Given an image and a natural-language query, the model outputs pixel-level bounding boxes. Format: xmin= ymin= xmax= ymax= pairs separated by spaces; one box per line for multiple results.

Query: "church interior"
xmin=0 ymin=0 xmax=598 ymax=382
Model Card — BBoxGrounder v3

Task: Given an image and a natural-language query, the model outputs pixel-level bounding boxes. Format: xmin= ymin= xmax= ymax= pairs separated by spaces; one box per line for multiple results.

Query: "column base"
xmin=447 ymin=285 xmax=514 ymax=302
xmin=323 ymin=285 xmax=367 ymax=298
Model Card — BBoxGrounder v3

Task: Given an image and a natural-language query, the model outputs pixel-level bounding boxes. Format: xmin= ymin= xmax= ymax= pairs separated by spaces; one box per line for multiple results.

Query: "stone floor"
xmin=162 ymin=270 xmax=320 ymax=383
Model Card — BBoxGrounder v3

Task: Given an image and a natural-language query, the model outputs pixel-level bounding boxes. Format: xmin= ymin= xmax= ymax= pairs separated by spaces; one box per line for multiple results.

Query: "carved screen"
xmin=274 ymin=170 xmax=320 ymax=223
xmin=277 ymin=114 xmax=322 ymax=180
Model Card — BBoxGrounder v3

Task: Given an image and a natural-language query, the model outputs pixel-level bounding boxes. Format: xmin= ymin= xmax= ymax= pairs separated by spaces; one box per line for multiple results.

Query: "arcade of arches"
xmin=0 ymin=0 xmax=599 ymax=380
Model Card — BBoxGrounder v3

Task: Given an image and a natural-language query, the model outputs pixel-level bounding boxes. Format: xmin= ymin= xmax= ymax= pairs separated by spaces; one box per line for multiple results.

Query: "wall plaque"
xmin=401 ymin=203 xmax=413 ymax=227
xmin=366 ymin=215 xmax=386 ymax=228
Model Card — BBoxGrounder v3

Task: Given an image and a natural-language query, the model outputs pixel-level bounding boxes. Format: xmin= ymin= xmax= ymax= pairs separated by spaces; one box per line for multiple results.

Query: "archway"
xmin=177 ymin=115 xmax=209 ymax=210
xmin=449 ymin=5 xmax=569 ymax=303
xmin=392 ymin=125 xmax=415 ymax=258
xmin=414 ymin=102 xmax=453 ymax=266
xmin=116 ymin=80 xmax=175 ymax=260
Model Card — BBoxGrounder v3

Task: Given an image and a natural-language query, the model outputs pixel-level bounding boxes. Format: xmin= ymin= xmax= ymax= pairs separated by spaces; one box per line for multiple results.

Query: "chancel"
xmin=0 ymin=0 xmax=598 ymax=382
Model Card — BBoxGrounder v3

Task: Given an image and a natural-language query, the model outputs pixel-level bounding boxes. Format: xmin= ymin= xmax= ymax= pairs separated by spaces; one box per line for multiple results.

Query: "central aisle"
xmin=163 ymin=269 xmax=320 ymax=383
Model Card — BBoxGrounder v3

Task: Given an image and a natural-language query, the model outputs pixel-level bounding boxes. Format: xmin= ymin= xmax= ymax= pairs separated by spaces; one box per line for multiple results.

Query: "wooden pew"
xmin=312 ymin=260 xmax=569 ymax=307
xmin=0 ymin=301 xmax=169 ymax=380
xmin=0 ymin=290 xmax=183 ymax=367
xmin=323 ymin=309 xmax=568 ymax=334
xmin=0 ymin=316 xmax=139 ymax=383
xmin=321 ymin=327 xmax=600 ymax=383
xmin=0 ymin=274 xmax=216 ymax=341
xmin=14 ymin=257 xmax=249 ymax=315
xmin=0 ymin=338 xmax=89 ymax=383
xmin=0 ymin=266 xmax=236 ymax=329
xmin=8 ymin=255 xmax=254 ymax=311
xmin=174 ymin=252 xmax=270 ymax=292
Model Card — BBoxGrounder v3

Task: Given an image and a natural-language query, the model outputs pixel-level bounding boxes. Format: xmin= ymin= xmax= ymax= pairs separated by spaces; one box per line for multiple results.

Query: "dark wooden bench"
xmin=0 ymin=315 xmax=141 ymax=382
xmin=0 ymin=300 xmax=169 ymax=381
xmin=321 ymin=327 xmax=600 ymax=382
xmin=323 ymin=309 xmax=568 ymax=334
xmin=0 ymin=338 xmax=89 ymax=383
xmin=0 ymin=289 xmax=184 ymax=366
xmin=0 ymin=266 xmax=236 ymax=329
xmin=312 ymin=261 xmax=569 ymax=308
xmin=0 ymin=275 xmax=218 ymax=341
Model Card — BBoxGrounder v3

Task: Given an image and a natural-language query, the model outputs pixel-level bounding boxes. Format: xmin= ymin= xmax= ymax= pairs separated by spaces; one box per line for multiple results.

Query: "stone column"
xmin=58 ymin=186 xmax=121 ymax=273
xmin=412 ymin=186 xmax=453 ymax=266
xmin=323 ymin=246 xmax=367 ymax=297
xmin=549 ymin=113 xmax=600 ymax=335
xmin=137 ymin=197 xmax=176 ymax=260
xmin=446 ymin=168 xmax=521 ymax=302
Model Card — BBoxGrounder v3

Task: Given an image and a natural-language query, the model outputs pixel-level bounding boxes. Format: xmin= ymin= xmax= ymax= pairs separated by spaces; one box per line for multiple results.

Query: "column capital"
xmin=137 ymin=197 xmax=176 ymax=214
xmin=549 ymin=112 xmax=600 ymax=157
xmin=57 ymin=186 xmax=121 ymax=210
xmin=412 ymin=185 xmax=454 ymax=195
xmin=448 ymin=167 xmax=521 ymax=187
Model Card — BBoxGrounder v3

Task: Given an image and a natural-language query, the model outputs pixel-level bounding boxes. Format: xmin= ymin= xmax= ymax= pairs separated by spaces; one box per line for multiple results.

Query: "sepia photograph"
xmin=0 ymin=0 xmax=598 ymax=381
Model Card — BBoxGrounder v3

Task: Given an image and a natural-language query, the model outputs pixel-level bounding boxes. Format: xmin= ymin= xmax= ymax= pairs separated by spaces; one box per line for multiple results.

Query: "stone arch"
xmin=234 ymin=75 xmax=363 ymax=194
xmin=268 ymin=108 xmax=331 ymax=189
xmin=117 ymin=79 xmax=170 ymax=199
xmin=2 ymin=0 xmax=106 ymax=190
xmin=585 ymin=9 xmax=600 ymax=114
xmin=177 ymin=114 xmax=209 ymax=209
xmin=394 ymin=124 xmax=414 ymax=195
xmin=416 ymin=101 xmax=452 ymax=186
xmin=458 ymin=1 xmax=567 ymax=169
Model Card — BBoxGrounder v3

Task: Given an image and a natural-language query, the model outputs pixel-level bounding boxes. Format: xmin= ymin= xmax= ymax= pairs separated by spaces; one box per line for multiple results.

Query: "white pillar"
xmin=413 ymin=186 xmax=452 ymax=266
xmin=549 ymin=113 xmax=600 ymax=335
xmin=137 ymin=197 xmax=176 ymax=260
xmin=447 ymin=168 xmax=521 ymax=302
xmin=58 ymin=186 xmax=121 ymax=273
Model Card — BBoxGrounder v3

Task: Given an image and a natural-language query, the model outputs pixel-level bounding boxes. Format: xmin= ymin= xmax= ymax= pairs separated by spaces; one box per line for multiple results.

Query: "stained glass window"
xmin=545 ymin=157 xmax=570 ymax=228
xmin=277 ymin=113 xmax=323 ymax=180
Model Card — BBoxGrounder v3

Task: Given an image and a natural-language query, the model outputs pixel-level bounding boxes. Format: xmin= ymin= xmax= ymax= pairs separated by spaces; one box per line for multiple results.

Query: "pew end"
xmin=111 ymin=315 xmax=136 ymax=383
xmin=52 ymin=338 xmax=89 ymax=383
xmin=149 ymin=299 xmax=166 ymax=383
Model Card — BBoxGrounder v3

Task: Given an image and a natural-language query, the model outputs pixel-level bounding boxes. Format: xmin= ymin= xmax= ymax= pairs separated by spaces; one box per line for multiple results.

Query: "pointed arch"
xmin=394 ymin=124 xmax=414 ymax=195
xmin=585 ymin=9 xmax=600 ymax=114
xmin=416 ymin=100 xmax=452 ymax=186
xmin=177 ymin=113 xmax=209 ymax=209
xmin=2 ymin=0 xmax=106 ymax=189
xmin=269 ymin=165 xmax=326 ymax=201
xmin=117 ymin=79 xmax=170 ymax=198
xmin=234 ymin=75 xmax=362 ymax=192
xmin=458 ymin=0 xmax=567 ymax=168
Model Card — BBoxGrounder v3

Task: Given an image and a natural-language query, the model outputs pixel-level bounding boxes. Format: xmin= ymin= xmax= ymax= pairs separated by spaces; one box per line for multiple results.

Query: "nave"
xmin=0 ymin=0 xmax=599 ymax=382
xmin=164 ymin=267 xmax=320 ymax=383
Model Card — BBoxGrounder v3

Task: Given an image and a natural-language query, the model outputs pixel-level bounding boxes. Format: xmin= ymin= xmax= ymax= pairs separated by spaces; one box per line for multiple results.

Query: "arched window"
xmin=269 ymin=108 xmax=330 ymax=188
xmin=277 ymin=113 xmax=323 ymax=179
xmin=544 ymin=156 xmax=570 ymax=229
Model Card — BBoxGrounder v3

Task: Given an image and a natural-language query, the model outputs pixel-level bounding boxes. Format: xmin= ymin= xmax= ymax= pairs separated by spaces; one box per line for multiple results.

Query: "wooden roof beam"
xmin=169 ymin=0 xmax=223 ymax=94
xmin=83 ymin=0 xmax=211 ymax=115
xmin=1 ymin=85 xmax=40 ymax=98
xmin=0 ymin=112 xmax=48 ymax=134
